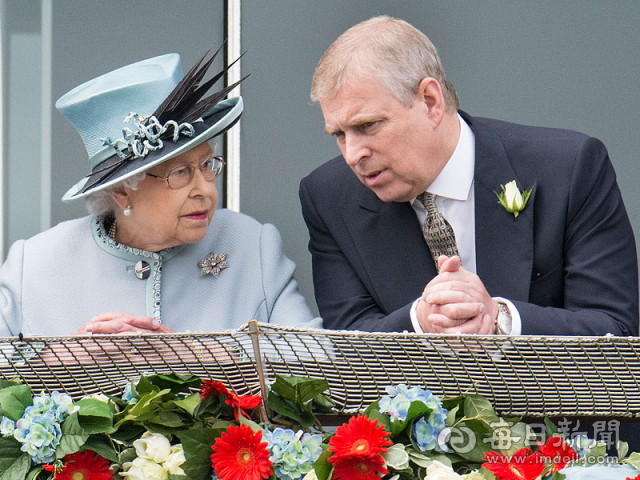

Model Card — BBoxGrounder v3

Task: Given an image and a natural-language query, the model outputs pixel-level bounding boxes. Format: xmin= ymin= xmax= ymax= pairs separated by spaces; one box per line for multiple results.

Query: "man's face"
xmin=320 ymin=75 xmax=445 ymax=203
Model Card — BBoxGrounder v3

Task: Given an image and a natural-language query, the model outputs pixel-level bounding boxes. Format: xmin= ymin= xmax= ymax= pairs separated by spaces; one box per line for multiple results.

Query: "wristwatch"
xmin=494 ymin=302 xmax=512 ymax=335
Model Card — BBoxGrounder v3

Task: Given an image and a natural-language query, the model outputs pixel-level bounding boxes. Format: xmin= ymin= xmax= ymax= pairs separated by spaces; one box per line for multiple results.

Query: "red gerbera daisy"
xmin=626 ymin=474 xmax=640 ymax=480
xmin=482 ymin=448 xmax=546 ymax=480
xmin=201 ymin=380 xmax=262 ymax=420
xmin=328 ymin=415 xmax=392 ymax=459
xmin=537 ymin=435 xmax=580 ymax=474
xmin=331 ymin=455 xmax=389 ymax=480
xmin=211 ymin=424 xmax=273 ymax=480
xmin=55 ymin=450 xmax=114 ymax=480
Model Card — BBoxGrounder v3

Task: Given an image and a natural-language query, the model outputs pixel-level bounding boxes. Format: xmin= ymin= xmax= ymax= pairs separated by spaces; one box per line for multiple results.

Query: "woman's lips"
xmin=183 ymin=210 xmax=208 ymax=221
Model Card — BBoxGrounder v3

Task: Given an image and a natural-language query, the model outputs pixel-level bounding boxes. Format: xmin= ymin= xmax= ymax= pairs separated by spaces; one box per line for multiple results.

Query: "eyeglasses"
xmin=146 ymin=155 xmax=225 ymax=189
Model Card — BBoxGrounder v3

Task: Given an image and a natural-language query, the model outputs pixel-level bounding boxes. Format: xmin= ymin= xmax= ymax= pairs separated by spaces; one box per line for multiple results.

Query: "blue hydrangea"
xmin=413 ymin=410 xmax=448 ymax=453
xmin=11 ymin=391 xmax=76 ymax=464
xmin=264 ymin=427 xmax=323 ymax=480
xmin=0 ymin=416 xmax=15 ymax=436
xmin=379 ymin=384 xmax=445 ymax=422
xmin=121 ymin=382 xmax=139 ymax=404
xmin=378 ymin=384 xmax=448 ymax=453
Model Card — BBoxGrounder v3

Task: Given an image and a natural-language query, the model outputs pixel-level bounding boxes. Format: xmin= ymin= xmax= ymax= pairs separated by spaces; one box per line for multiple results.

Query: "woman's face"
xmin=115 ymin=141 xmax=218 ymax=251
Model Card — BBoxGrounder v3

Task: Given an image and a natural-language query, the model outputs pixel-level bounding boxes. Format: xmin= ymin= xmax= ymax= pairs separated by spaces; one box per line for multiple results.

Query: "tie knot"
xmin=418 ymin=192 xmax=438 ymax=213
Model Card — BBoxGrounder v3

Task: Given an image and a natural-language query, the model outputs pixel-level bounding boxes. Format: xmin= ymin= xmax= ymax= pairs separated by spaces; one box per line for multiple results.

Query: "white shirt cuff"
xmin=410 ymin=298 xmax=425 ymax=333
xmin=493 ymin=296 xmax=522 ymax=335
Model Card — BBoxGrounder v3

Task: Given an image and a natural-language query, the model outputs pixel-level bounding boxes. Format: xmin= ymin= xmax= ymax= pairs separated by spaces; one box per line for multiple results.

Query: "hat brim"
xmin=62 ymin=96 xmax=243 ymax=202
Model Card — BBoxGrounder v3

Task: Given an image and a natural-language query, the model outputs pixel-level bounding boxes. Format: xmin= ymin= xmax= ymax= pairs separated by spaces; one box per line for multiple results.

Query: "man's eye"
xmin=332 ymin=131 xmax=345 ymax=140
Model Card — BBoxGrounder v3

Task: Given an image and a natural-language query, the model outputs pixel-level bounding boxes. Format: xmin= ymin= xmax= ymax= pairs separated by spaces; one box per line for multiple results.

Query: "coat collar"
xmin=461 ymin=111 xmax=535 ymax=301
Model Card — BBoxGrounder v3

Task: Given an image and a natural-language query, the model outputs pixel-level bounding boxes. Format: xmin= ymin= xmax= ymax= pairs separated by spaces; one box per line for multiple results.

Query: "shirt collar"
xmin=416 ymin=113 xmax=475 ymax=202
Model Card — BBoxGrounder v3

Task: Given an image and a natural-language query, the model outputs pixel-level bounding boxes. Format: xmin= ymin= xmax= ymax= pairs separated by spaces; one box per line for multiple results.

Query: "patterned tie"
xmin=418 ymin=192 xmax=460 ymax=271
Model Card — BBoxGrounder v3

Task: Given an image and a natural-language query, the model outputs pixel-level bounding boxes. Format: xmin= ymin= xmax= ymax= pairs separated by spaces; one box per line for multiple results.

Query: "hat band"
xmin=89 ymin=113 xmax=197 ymax=170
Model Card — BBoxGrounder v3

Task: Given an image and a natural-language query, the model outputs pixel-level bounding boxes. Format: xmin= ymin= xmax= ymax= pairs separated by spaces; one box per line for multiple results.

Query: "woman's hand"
xmin=74 ymin=312 xmax=175 ymax=335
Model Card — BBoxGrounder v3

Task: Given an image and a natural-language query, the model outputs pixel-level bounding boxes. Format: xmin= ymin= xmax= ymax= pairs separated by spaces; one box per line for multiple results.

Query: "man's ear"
xmin=417 ymin=77 xmax=446 ymax=127
xmin=110 ymin=186 xmax=130 ymax=210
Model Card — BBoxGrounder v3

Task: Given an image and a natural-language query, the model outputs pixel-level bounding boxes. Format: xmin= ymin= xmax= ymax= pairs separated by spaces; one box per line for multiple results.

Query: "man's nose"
xmin=342 ymin=135 xmax=368 ymax=166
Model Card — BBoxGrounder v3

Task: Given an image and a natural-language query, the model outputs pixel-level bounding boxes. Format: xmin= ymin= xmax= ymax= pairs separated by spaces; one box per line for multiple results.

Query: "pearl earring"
xmin=124 ymin=205 xmax=131 ymax=216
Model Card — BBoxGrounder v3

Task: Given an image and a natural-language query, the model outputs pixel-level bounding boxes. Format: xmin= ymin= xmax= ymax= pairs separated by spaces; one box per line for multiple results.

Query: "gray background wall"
xmin=2 ymin=1 xmax=640 ymax=318
xmin=239 ymin=1 xmax=640 ymax=315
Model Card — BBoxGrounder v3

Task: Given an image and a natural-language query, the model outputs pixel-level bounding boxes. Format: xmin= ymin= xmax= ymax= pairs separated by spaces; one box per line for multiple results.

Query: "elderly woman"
xmin=0 ymin=49 xmax=318 ymax=336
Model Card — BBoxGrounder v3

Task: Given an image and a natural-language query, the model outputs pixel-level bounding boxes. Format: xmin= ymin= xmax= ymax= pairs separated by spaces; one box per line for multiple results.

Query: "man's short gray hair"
xmin=85 ymin=172 xmax=146 ymax=216
xmin=311 ymin=16 xmax=459 ymax=111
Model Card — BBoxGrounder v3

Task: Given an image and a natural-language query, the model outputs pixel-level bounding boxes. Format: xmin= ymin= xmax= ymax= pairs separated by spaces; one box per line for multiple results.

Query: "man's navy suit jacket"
xmin=299 ymin=111 xmax=639 ymax=336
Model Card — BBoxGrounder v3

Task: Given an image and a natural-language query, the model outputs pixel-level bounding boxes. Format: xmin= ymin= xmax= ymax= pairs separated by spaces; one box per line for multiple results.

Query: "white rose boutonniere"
xmin=496 ymin=180 xmax=532 ymax=217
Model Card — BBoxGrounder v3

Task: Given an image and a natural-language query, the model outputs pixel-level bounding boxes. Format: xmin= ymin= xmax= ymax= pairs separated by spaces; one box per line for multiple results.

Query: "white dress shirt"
xmin=409 ymin=114 xmax=521 ymax=334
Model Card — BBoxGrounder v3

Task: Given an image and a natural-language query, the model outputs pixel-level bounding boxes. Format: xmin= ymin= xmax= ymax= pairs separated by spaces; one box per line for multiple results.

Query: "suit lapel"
xmin=465 ymin=113 xmax=535 ymax=302
xmin=340 ymin=187 xmax=436 ymax=312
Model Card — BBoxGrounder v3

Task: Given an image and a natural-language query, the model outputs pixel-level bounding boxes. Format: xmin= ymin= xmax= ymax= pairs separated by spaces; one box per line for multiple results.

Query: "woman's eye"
xmin=170 ymin=166 xmax=190 ymax=178
xmin=202 ymin=159 xmax=214 ymax=170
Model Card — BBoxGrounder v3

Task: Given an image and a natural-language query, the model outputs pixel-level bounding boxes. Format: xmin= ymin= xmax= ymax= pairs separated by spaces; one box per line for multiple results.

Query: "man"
xmin=299 ymin=16 xmax=638 ymax=336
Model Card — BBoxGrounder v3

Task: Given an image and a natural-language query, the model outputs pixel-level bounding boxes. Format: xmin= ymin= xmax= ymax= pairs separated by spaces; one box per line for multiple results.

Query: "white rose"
xmin=88 ymin=393 xmax=110 ymax=403
xmin=163 ymin=444 xmax=186 ymax=475
xmin=133 ymin=432 xmax=172 ymax=463
xmin=120 ymin=458 xmax=168 ymax=480
xmin=302 ymin=470 xmax=318 ymax=480
xmin=504 ymin=180 xmax=523 ymax=212
xmin=461 ymin=472 xmax=484 ymax=480
xmin=425 ymin=460 xmax=461 ymax=480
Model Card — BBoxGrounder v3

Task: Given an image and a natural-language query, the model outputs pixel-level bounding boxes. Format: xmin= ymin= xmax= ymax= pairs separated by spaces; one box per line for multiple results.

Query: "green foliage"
xmin=0 ymin=384 xmax=32 ymax=421
xmin=267 ymin=375 xmax=330 ymax=428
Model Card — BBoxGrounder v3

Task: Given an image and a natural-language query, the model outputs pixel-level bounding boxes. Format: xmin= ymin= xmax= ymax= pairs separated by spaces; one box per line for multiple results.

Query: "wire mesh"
xmin=1 ymin=324 xmax=639 ymax=418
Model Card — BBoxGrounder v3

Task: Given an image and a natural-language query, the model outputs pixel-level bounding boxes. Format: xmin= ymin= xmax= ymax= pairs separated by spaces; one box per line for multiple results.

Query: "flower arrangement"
xmin=1 ymin=374 xmax=639 ymax=480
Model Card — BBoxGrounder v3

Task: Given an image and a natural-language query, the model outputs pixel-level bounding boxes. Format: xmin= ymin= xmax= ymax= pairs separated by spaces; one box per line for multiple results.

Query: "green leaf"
xmin=178 ymin=428 xmax=222 ymax=480
xmin=26 ymin=466 xmax=45 ymax=480
xmin=149 ymin=410 xmax=189 ymax=428
xmin=544 ymin=417 xmax=560 ymax=438
xmin=0 ymin=384 xmax=32 ymax=421
xmin=549 ymin=472 xmax=566 ymax=480
xmin=408 ymin=450 xmax=434 ymax=468
xmin=0 ymin=436 xmax=30 ymax=478
xmin=270 ymin=375 xmax=328 ymax=405
xmin=505 ymin=422 xmax=535 ymax=456
xmin=145 ymin=374 xmax=201 ymax=394
xmin=624 ymin=451 xmax=640 ymax=470
xmin=463 ymin=395 xmax=497 ymax=419
xmin=268 ymin=391 xmax=316 ymax=428
xmin=76 ymin=398 xmax=113 ymax=434
xmin=313 ymin=445 xmax=334 ymax=480
xmin=0 ymin=378 xmax=21 ymax=390
xmin=0 ymin=452 xmax=30 ymax=480
xmin=617 ymin=440 xmax=629 ymax=460
xmin=81 ymin=434 xmax=118 ymax=463
xmin=174 ymin=392 xmax=201 ymax=417
xmin=57 ymin=412 xmax=89 ymax=459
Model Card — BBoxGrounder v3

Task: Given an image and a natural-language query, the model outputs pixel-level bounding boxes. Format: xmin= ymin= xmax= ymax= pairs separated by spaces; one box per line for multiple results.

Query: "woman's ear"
xmin=110 ymin=186 xmax=130 ymax=211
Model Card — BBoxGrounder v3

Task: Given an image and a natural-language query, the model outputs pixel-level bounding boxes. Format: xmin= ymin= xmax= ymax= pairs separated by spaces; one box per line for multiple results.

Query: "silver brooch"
xmin=198 ymin=252 xmax=229 ymax=277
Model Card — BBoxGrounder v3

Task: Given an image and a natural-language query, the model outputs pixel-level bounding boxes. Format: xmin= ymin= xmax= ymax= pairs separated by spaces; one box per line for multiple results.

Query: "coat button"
xmin=134 ymin=260 xmax=150 ymax=280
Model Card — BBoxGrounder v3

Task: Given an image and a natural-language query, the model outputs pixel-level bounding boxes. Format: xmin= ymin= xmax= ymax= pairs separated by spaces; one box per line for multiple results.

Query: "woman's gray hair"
xmin=311 ymin=16 xmax=459 ymax=111
xmin=85 ymin=172 xmax=146 ymax=216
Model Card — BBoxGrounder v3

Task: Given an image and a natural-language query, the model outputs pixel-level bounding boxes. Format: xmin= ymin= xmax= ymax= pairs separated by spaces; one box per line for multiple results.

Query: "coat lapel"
xmin=464 ymin=112 xmax=535 ymax=302
xmin=340 ymin=187 xmax=436 ymax=312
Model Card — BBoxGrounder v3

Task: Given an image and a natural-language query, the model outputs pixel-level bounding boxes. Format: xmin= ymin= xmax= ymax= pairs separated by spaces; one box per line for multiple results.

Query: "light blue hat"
xmin=56 ymin=48 xmax=244 ymax=202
